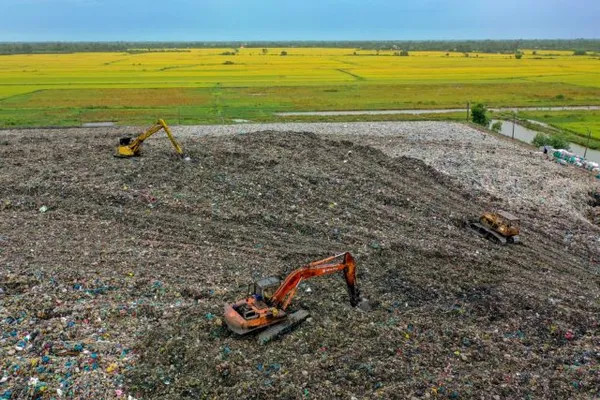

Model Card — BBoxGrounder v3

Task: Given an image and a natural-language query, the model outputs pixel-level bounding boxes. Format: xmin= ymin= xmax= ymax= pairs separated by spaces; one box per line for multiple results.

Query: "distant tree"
xmin=573 ymin=49 xmax=587 ymax=56
xmin=280 ymin=50 xmax=287 ymax=56
xmin=515 ymin=52 xmax=523 ymax=59
xmin=262 ymin=48 xmax=268 ymax=55
xmin=471 ymin=103 xmax=489 ymax=126
xmin=399 ymin=50 xmax=409 ymax=56
xmin=2 ymin=39 xmax=600 ymax=55
xmin=445 ymin=52 xmax=450 ymax=56
xmin=223 ymin=60 xmax=235 ymax=65
xmin=532 ymin=50 xmax=537 ymax=55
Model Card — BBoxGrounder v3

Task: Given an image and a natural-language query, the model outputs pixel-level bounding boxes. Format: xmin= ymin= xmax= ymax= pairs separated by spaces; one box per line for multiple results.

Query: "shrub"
xmin=280 ymin=51 xmax=287 ymax=56
xmin=515 ymin=53 xmax=523 ymax=59
xmin=532 ymin=132 xmax=571 ymax=150
xmin=532 ymin=50 xmax=537 ymax=55
xmin=491 ymin=121 xmax=502 ymax=132
xmin=223 ymin=61 xmax=234 ymax=65
xmin=573 ymin=50 xmax=586 ymax=56
xmin=549 ymin=135 xmax=570 ymax=150
xmin=532 ymin=132 xmax=548 ymax=147
xmin=471 ymin=103 xmax=488 ymax=126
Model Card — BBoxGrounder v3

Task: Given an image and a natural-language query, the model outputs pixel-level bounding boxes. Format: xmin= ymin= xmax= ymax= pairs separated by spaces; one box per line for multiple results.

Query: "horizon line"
xmin=1 ymin=38 xmax=599 ymax=44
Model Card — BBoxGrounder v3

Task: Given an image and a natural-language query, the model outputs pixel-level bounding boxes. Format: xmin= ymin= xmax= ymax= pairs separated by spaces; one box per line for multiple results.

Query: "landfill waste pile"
xmin=1 ymin=126 xmax=599 ymax=399
xmin=322 ymin=122 xmax=600 ymax=246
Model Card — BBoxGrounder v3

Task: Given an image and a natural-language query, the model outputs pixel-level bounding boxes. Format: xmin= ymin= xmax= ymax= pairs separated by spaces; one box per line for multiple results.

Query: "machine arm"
xmin=269 ymin=252 xmax=360 ymax=310
xmin=157 ymin=119 xmax=184 ymax=156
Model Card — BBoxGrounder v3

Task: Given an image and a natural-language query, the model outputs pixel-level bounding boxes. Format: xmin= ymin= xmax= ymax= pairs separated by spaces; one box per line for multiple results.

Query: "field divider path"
xmin=335 ymin=68 xmax=365 ymax=81
xmin=276 ymin=105 xmax=600 ymax=116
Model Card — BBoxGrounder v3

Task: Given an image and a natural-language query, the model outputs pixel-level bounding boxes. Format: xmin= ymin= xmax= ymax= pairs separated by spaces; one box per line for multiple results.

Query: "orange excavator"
xmin=224 ymin=252 xmax=365 ymax=343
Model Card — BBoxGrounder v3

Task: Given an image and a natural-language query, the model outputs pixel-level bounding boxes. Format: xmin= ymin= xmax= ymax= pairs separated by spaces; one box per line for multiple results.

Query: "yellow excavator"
xmin=116 ymin=119 xmax=189 ymax=159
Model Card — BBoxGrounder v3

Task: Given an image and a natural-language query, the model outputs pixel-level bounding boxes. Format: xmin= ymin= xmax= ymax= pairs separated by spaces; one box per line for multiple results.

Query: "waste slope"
xmin=0 ymin=129 xmax=598 ymax=399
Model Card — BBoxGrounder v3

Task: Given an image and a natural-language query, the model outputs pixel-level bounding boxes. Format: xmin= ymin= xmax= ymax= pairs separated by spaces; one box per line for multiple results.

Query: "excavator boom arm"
xmin=159 ymin=119 xmax=184 ymax=155
xmin=270 ymin=252 xmax=359 ymax=310
xmin=128 ymin=124 xmax=162 ymax=153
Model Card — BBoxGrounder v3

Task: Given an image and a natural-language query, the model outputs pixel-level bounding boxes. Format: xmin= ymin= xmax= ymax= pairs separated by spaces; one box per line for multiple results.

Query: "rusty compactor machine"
xmin=470 ymin=210 xmax=520 ymax=245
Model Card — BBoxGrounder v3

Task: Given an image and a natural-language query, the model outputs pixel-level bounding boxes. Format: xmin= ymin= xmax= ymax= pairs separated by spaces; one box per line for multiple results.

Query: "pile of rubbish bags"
xmin=549 ymin=148 xmax=600 ymax=176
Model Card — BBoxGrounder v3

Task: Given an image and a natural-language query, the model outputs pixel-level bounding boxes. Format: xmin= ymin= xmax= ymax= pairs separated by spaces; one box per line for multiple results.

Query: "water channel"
xmin=491 ymin=119 xmax=600 ymax=164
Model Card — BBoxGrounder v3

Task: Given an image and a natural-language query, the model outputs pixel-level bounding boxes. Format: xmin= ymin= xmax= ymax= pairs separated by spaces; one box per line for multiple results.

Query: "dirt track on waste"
xmin=1 ymin=123 xmax=599 ymax=399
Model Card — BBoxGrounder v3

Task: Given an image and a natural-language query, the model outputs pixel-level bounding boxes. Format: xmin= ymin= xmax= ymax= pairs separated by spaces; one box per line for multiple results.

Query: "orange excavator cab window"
xmin=254 ymin=277 xmax=281 ymax=301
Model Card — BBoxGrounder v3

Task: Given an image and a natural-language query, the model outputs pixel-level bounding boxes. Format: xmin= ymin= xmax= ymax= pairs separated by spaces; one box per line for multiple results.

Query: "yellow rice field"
xmin=1 ymin=48 xmax=599 ymax=127
xmin=1 ymin=48 xmax=599 ymax=99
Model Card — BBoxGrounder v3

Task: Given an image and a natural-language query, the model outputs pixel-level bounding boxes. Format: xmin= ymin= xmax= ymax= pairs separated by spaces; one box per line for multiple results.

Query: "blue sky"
xmin=2 ymin=0 xmax=599 ymax=41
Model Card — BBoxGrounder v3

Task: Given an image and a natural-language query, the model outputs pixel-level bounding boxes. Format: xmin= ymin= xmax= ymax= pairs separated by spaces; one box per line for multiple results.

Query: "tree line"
xmin=0 ymin=39 xmax=599 ymax=55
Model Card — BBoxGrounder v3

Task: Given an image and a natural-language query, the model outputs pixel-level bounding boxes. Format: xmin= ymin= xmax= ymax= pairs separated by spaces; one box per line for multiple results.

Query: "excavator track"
xmin=257 ymin=310 xmax=310 ymax=345
xmin=470 ymin=222 xmax=508 ymax=245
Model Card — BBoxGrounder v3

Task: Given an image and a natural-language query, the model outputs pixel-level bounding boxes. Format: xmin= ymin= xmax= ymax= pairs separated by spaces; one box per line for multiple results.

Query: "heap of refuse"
xmin=550 ymin=148 xmax=600 ymax=175
xmin=1 ymin=128 xmax=599 ymax=399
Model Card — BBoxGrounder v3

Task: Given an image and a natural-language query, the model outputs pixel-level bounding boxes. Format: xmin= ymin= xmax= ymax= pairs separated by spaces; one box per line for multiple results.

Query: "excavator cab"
xmin=251 ymin=277 xmax=281 ymax=302
xmin=236 ymin=278 xmax=283 ymax=322
xmin=494 ymin=211 xmax=520 ymax=233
